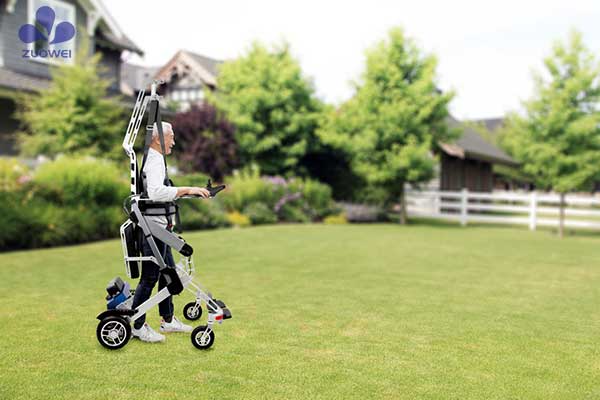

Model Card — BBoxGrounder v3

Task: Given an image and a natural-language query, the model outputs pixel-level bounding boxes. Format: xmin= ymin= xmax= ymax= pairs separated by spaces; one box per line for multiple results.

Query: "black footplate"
xmin=215 ymin=299 xmax=227 ymax=308
xmin=207 ymin=299 xmax=232 ymax=319
xmin=223 ymin=308 xmax=232 ymax=320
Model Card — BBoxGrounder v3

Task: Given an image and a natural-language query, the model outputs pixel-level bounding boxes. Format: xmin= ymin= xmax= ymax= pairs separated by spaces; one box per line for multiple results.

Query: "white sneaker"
xmin=160 ymin=316 xmax=193 ymax=333
xmin=132 ymin=323 xmax=165 ymax=343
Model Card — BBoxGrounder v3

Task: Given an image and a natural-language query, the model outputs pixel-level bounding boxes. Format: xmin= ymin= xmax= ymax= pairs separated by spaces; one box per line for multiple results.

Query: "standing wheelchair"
xmin=95 ymin=81 xmax=231 ymax=350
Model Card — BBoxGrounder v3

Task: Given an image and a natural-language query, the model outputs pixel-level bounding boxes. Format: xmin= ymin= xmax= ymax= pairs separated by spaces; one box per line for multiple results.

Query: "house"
xmin=148 ymin=50 xmax=222 ymax=111
xmin=468 ymin=117 xmax=534 ymax=191
xmin=120 ymin=62 xmax=159 ymax=98
xmin=0 ymin=0 xmax=143 ymax=155
xmin=437 ymin=117 xmax=517 ymax=192
xmin=120 ymin=50 xmax=222 ymax=115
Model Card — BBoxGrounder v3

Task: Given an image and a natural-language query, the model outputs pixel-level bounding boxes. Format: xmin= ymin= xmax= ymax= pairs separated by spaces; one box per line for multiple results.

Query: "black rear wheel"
xmin=96 ymin=316 xmax=131 ymax=350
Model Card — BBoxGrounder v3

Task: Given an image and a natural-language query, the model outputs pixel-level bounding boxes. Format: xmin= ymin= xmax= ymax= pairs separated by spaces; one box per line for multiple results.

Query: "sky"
xmin=102 ymin=0 xmax=600 ymax=120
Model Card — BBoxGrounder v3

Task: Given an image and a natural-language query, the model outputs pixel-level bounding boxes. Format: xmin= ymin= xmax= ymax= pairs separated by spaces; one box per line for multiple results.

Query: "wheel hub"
xmin=197 ymin=331 xmax=210 ymax=345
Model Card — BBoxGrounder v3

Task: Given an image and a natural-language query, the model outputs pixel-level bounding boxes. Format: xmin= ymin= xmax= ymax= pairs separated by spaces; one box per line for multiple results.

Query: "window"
xmin=28 ymin=0 xmax=76 ymax=65
xmin=171 ymin=91 xmax=180 ymax=101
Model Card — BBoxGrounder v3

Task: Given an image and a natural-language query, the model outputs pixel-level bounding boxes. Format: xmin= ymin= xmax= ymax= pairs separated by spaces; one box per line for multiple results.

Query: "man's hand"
xmin=188 ymin=187 xmax=211 ymax=198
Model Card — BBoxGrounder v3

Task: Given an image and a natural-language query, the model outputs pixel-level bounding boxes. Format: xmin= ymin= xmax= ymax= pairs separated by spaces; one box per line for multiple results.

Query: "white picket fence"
xmin=406 ymin=189 xmax=600 ymax=230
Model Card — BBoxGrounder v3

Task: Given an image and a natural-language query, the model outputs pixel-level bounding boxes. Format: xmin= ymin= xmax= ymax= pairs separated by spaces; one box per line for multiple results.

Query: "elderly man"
xmin=131 ymin=122 xmax=210 ymax=343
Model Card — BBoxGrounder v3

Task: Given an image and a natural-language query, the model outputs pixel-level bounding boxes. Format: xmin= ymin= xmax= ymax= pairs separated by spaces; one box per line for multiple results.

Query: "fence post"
xmin=529 ymin=191 xmax=537 ymax=231
xmin=460 ymin=188 xmax=468 ymax=226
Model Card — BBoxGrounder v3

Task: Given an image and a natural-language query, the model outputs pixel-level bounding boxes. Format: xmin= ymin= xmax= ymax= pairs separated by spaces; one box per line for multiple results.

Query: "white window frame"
xmin=27 ymin=0 xmax=76 ymax=66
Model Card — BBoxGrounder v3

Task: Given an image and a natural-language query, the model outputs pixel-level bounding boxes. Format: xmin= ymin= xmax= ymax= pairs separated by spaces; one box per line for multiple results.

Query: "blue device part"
xmin=106 ymin=282 xmax=131 ymax=309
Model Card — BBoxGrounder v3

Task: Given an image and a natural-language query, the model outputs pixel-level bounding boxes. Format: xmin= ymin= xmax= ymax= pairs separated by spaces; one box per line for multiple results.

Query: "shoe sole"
xmin=160 ymin=328 xmax=193 ymax=333
xmin=132 ymin=334 xmax=165 ymax=343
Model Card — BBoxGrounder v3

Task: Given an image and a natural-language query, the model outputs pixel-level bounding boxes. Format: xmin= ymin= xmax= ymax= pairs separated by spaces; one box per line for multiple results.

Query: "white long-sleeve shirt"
xmin=143 ymin=147 xmax=178 ymax=227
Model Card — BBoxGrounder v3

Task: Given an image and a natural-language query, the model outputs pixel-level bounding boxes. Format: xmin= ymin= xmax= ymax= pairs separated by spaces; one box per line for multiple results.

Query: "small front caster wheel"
xmin=96 ymin=316 xmax=131 ymax=350
xmin=191 ymin=325 xmax=215 ymax=350
xmin=183 ymin=302 xmax=202 ymax=321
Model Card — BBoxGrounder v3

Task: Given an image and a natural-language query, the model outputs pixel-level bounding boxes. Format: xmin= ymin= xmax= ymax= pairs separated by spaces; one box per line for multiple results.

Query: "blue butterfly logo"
xmin=18 ymin=6 xmax=75 ymax=45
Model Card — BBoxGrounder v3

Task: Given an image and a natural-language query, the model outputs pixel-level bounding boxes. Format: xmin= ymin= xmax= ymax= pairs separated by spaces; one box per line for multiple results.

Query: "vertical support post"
xmin=529 ymin=191 xmax=537 ymax=231
xmin=460 ymin=188 xmax=468 ymax=226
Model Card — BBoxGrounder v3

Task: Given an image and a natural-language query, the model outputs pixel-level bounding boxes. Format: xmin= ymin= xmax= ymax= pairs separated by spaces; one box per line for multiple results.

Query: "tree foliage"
xmin=210 ymin=42 xmax=323 ymax=176
xmin=171 ymin=103 xmax=238 ymax=181
xmin=499 ymin=31 xmax=600 ymax=236
xmin=17 ymin=43 xmax=125 ymax=161
xmin=318 ymin=28 xmax=455 ymax=220
xmin=500 ymin=31 xmax=600 ymax=193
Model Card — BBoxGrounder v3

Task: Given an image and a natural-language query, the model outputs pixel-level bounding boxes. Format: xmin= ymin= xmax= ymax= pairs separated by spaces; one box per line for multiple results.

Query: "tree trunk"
xmin=559 ymin=192 xmax=565 ymax=238
xmin=399 ymin=185 xmax=407 ymax=225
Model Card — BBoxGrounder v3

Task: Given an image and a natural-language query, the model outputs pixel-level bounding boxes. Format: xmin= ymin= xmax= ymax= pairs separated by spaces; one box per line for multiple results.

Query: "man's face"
xmin=154 ymin=128 xmax=175 ymax=155
xmin=165 ymin=130 xmax=175 ymax=155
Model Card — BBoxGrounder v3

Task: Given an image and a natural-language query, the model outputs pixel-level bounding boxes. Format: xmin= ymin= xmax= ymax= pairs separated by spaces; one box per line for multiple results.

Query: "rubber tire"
xmin=183 ymin=302 xmax=202 ymax=321
xmin=96 ymin=316 xmax=131 ymax=350
xmin=191 ymin=325 xmax=215 ymax=350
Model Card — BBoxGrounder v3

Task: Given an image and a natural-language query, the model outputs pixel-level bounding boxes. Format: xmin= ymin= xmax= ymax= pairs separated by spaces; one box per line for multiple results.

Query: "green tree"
xmin=318 ymin=28 xmax=455 ymax=223
xmin=17 ymin=43 xmax=124 ymax=161
xmin=210 ymin=42 xmax=323 ymax=176
xmin=500 ymin=31 xmax=600 ymax=237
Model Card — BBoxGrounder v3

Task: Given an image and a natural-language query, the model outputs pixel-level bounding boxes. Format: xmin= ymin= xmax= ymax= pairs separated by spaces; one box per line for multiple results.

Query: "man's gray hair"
xmin=152 ymin=122 xmax=173 ymax=140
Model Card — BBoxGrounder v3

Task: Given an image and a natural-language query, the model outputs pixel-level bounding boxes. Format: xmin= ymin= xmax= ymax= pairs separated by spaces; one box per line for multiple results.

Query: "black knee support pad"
xmin=161 ymin=267 xmax=183 ymax=295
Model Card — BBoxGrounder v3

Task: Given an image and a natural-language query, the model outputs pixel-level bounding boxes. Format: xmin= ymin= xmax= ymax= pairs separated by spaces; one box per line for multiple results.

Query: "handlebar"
xmin=180 ymin=179 xmax=226 ymax=199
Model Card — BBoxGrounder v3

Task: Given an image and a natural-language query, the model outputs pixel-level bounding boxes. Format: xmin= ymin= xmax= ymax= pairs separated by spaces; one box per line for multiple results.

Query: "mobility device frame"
xmin=95 ymin=81 xmax=230 ymax=350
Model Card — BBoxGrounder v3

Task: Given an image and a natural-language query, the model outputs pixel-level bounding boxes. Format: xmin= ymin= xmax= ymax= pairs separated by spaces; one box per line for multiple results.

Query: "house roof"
xmin=184 ymin=51 xmax=222 ymax=77
xmin=95 ymin=29 xmax=143 ymax=55
xmin=120 ymin=63 xmax=160 ymax=96
xmin=441 ymin=117 xmax=516 ymax=166
xmin=470 ymin=117 xmax=504 ymax=132
xmin=0 ymin=67 xmax=50 ymax=92
xmin=154 ymin=50 xmax=223 ymax=88
xmin=89 ymin=0 xmax=143 ymax=55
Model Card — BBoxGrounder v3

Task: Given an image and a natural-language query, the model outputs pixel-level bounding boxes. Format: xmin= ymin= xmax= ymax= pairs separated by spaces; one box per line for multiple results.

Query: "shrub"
xmin=177 ymin=198 xmax=230 ymax=231
xmin=278 ymin=203 xmax=310 ymax=223
xmin=0 ymin=190 xmax=124 ymax=251
xmin=33 ymin=157 xmax=128 ymax=206
xmin=0 ymin=191 xmax=45 ymax=250
xmin=287 ymin=177 xmax=337 ymax=220
xmin=323 ymin=213 xmax=347 ymax=224
xmin=0 ymin=157 xmax=128 ymax=250
xmin=221 ymin=168 xmax=337 ymax=223
xmin=35 ymin=203 xmax=123 ymax=246
xmin=243 ymin=202 xmax=277 ymax=225
xmin=226 ymin=211 xmax=251 ymax=227
xmin=220 ymin=166 xmax=284 ymax=211
xmin=0 ymin=158 xmax=29 ymax=192
xmin=172 ymin=172 xmax=211 ymax=188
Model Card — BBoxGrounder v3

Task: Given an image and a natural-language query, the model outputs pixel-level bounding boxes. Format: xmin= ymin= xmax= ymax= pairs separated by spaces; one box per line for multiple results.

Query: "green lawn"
xmin=1 ymin=224 xmax=600 ymax=399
